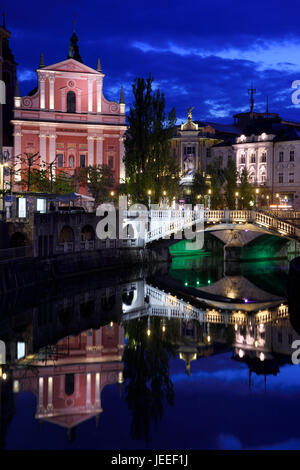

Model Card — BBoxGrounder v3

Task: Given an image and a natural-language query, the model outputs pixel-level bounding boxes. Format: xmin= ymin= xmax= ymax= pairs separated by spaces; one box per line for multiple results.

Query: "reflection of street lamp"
xmin=255 ymin=188 xmax=259 ymax=207
xmin=235 ymin=191 xmax=239 ymax=210
xmin=163 ymin=190 xmax=166 ymax=206
xmin=147 ymin=190 xmax=152 ymax=210
xmin=147 ymin=316 xmax=151 ymax=337
xmin=276 ymin=193 xmax=280 ymax=209
xmin=208 ymin=189 xmax=212 ymax=210
xmin=266 ymin=195 xmax=270 ymax=207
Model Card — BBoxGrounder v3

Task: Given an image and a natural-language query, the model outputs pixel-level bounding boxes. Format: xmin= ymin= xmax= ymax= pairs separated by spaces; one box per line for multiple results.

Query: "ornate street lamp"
xmin=208 ymin=189 xmax=212 ymax=210
xmin=147 ymin=190 xmax=152 ymax=210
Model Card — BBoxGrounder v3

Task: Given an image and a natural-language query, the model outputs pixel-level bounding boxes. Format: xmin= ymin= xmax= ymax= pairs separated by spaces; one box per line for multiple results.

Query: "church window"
xmin=67 ymin=91 xmax=76 ymax=113
xmin=57 ymin=154 xmax=63 ymax=168
xmin=80 ymin=154 xmax=85 ymax=168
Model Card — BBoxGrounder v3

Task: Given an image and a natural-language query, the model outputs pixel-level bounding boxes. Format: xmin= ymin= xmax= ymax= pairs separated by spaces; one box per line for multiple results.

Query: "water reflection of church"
xmin=12 ymin=324 xmax=124 ymax=432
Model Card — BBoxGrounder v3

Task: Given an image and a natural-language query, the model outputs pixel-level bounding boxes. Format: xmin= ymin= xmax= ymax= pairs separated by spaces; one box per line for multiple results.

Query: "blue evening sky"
xmin=4 ymin=0 xmax=300 ymax=123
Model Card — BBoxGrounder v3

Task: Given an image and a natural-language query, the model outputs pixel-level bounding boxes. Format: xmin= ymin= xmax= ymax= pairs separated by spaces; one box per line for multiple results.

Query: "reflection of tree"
xmin=123 ymin=317 xmax=179 ymax=441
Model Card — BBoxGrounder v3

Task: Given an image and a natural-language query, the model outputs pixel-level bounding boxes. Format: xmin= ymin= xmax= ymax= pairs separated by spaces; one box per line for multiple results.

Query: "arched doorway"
xmin=80 ymin=225 xmax=95 ymax=250
xmin=58 ymin=226 xmax=74 ymax=252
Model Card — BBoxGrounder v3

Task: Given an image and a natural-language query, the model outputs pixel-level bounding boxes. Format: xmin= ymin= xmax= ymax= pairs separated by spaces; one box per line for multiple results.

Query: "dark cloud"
xmin=6 ymin=0 xmax=300 ymax=124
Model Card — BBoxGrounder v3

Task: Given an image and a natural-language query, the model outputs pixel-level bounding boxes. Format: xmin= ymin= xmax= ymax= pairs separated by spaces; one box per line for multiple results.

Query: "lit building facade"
xmin=12 ymin=28 xmax=126 ymax=192
xmin=210 ymin=113 xmax=300 ymax=209
xmin=170 ymin=109 xmax=239 ymax=201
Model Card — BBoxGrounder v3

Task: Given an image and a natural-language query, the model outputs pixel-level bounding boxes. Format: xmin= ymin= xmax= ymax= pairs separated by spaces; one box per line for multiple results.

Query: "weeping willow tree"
xmin=124 ymin=75 xmax=180 ymax=205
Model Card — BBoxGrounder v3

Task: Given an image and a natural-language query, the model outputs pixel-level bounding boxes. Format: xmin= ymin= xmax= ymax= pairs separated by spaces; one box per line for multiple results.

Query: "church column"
xmin=49 ymin=74 xmax=55 ymax=110
xmin=96 ymin=136 xmax=103 ymax=165
xmin=95 ymin=372 xmax=100 ymax=408
xmin=61 ymin=88 xmax=66 ymax=112
xmin=37 ymin=377 xmax=44 ymax=415
xmin=87 ymin=136 xmax=94 ymax=166
xmin=88 ymin=79 xmax=93 ymax=113
xmin=39 ymin=74 xmax=46 ymax=109
xmin=46 ymin=376 xmax=53 ymax=413
xmin=96 ymin=78 xmax=102 ymax=113
xmin=39 ymin=132 xmax=47 ymax=170
xmin=49 ymin=133 xmax=56 ymax=180
xmin=13 ymin=125 xmax=22 ymax=182
xmin=86 ymin=373 xmax=92 ymax=409
xmin=119 ymin=136 xmax=125 ymax=182
xmin=77 ymin=89 xmax=82 ymax=113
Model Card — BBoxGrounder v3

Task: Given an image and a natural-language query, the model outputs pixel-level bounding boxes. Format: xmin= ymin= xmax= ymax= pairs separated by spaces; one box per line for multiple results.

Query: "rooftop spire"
xmin=39 ymin=52 xmax=45 ymax=68
xmin=96 ymin=57 xmax=102 ymax=72
xmin=248 ymin=83 xmax=256 ymax=113
xmin=67 ymin=20 xmax=83 ymax=63
xmin=120 ymin=85 xmax=125 ymax=104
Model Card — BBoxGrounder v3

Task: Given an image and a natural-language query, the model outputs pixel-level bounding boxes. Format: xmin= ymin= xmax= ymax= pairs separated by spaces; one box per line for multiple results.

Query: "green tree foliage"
xmin=78 ymin=164 xmax=114 ymax=204
xmin=124 ymin=75 xmax=180 ymax=205
xmin=239 ymin=167 xmax=254 ymax=208
xmin=206 ymin=160 xmax=224 ymax=209
xmin=224 ymin=158 xmax=238 ymax=209
xmin=123 ymin=317 xmax=179 ymax=441
xmin=191 ymin=171 xmax=208 ymax=205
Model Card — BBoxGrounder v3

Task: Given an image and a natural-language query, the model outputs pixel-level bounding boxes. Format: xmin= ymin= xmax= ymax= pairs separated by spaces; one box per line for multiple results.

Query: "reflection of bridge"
xmin=121 ymin=283 xmax=289 ymax=326
xmin=124 ymin=208 xmax=300 ymax=245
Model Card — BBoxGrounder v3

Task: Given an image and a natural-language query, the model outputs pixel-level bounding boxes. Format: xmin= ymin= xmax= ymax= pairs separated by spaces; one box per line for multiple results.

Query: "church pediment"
xmin=40 ymin=59 xmax=101 ymax=75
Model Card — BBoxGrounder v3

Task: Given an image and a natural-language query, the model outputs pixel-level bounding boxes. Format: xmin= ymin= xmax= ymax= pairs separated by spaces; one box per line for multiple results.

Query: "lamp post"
xmin=266 ymin=195 xmax=270 ymax=208
xmin=235 ymin=191 xmax=239 ymax=210
xmin=110 ymin=190 xmax=115 ymax=203
xmin=255 ymin=188 xmax=259 ymax=208
xmin=163 ymin=190 xmax=166 ymax=207
xmin=276 ymin=193 xmax=280 ymax=210
xmin=147 ymin=190 xmax=152 ymax=211
xmin=208 ymin=189 xmax=212 ymax=210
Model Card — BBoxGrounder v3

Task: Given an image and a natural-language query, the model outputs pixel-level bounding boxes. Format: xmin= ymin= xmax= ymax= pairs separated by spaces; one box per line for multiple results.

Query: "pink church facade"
xmin=12 ymin=40 xmax=127 ymax=192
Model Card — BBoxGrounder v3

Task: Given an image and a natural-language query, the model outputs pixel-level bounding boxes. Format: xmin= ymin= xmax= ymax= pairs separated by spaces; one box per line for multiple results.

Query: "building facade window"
xmin=67 ymin=91 xmax=76 ymax=113
xmin=240 ymin=155 xmax=245 ymax=164
xmin=279 ymin=173 xmax=283 ymax=183
xmin=250 ymin=154 xmax=256 ymax=163
xmin=57 ymin=154 xmax=63 ymax=168
xmin=279 ymin=151 xmax=284 ymax=162
xmin=261 ymin=152 xmax=267 ymax=162
xmin=289 ymin=173 xmax=294 ymax=183
xmin=80 ymin=154 xmax=85 ymax=168
xmin=290 ymin=150 xmax=295 ymax=161
xmin=108 ymin=156 xmax=114 ymax=169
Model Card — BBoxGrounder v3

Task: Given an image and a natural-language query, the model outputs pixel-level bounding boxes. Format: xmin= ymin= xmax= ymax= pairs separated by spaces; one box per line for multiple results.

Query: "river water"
xmin=1 ymin=251 xmax=300 ymax=450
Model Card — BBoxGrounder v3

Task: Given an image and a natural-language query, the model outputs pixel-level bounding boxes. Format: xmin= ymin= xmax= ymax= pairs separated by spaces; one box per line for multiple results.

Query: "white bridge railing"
xmin=123 ymin=208 xmax=300 ymax=244
xmin=121 ymin=283 xmax=289 ymax=325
